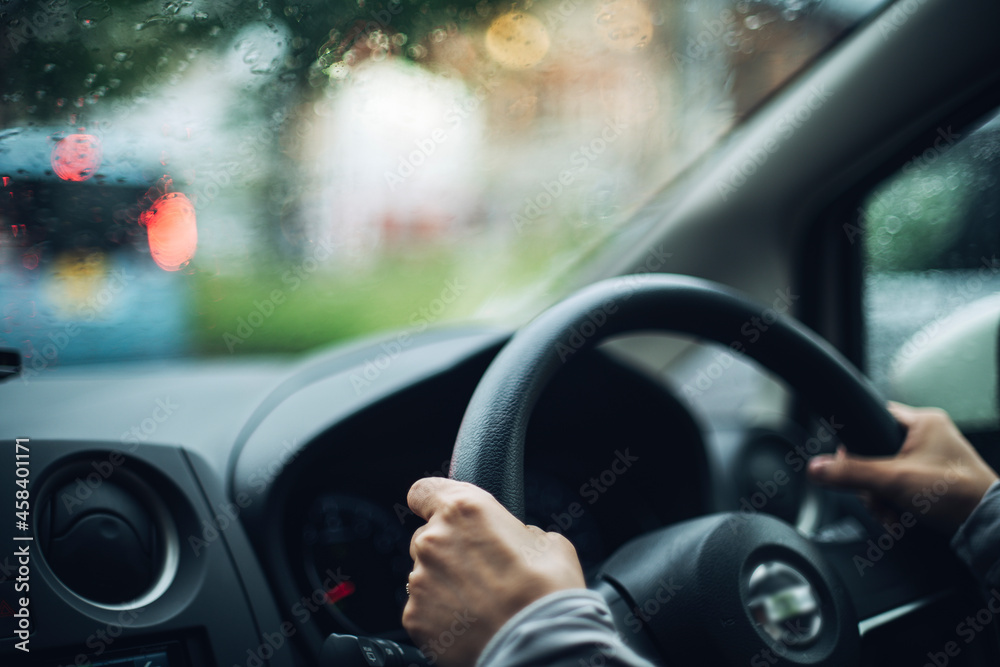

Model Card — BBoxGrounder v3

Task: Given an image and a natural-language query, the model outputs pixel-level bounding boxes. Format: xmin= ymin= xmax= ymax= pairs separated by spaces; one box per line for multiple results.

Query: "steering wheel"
xmin=450 ymin=274 xmax=906 ymax=666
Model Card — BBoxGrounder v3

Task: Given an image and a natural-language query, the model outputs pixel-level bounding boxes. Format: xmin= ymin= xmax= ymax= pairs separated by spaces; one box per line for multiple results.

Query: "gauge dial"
xmin=302 ymin=493 xmax=411 ymax=635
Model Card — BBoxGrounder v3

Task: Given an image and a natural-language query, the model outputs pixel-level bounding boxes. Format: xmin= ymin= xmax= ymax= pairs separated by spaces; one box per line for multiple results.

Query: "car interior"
xmin=3 ymin=0 xmax=1000 ymax=665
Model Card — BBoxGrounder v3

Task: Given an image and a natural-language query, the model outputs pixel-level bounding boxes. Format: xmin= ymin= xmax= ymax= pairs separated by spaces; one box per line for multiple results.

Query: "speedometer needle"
xmin=326 ymin=580 xmax=357 ymax=605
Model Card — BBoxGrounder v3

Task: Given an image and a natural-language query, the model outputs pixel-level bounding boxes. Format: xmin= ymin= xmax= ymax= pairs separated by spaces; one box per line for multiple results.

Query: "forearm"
xmin=475 ymin=590 xmax=654 ymax=667
xmin=951 ymin=480 xmax=1000 ymax=588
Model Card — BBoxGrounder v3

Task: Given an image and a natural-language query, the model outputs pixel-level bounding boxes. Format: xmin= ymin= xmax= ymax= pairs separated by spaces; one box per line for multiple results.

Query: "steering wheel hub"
xmin=747 ymin=561 xmax=822 ymax=646
xmin=599 ymin=513 xmax=858 ymax=666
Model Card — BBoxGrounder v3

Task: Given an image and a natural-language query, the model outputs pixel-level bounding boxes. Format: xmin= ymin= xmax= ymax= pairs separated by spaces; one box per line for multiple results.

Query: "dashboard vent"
xmin=38 ymin=467 xmax=167 ymax=606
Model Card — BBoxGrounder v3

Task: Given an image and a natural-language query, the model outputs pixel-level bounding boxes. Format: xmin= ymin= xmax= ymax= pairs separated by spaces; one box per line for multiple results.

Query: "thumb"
xmin=886 ymin=401 xmax=919 ymax=428
xmin=808 ymin=445 xmax=898 ymax=493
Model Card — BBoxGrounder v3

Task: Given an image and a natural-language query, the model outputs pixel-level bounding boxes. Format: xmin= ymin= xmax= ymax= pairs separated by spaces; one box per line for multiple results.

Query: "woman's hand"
xmin=808 ymin=402 xmax=998 ymax=532
xmin=402 ymin=477 xmax=585 ymax=666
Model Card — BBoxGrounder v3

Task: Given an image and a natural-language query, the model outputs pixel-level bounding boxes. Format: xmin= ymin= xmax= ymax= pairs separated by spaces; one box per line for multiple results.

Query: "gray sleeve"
xmin=951 ymin=480 xmax=1000 ymax=588
xmin=475 ymin=589 xmax=655 ymax=667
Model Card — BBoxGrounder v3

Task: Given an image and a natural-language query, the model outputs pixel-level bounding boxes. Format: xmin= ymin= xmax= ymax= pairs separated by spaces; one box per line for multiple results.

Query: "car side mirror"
xmin=888 ymin=293 xmax=1000 ymax=433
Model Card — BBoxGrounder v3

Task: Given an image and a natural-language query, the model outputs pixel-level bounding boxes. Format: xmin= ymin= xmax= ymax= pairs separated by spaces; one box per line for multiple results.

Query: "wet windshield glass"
xmin=1 ymin=0 xmax=886 ymax=366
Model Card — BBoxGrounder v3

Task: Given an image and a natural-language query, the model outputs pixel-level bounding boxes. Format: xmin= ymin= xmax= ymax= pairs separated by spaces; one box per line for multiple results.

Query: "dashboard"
xmin=0 ymin=327 xmax=708 ymax=665
xmin=238 ymin=328 xmax=709 ymax=650
xmin=1 ymin=326 xmax=994 ymax=666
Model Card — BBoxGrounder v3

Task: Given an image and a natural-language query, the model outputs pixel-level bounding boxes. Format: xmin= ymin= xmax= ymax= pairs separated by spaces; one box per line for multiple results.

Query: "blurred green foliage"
xmin=862 ymin=162 xmax=972 ymax=273
xmin=190 ymin=222 xmax=601 ymax=354
xmin=859 ymin=117 xmax=1000 ymax=275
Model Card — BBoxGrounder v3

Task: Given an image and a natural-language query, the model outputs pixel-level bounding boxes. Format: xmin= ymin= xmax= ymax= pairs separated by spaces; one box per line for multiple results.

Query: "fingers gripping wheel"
xmin=451 ymin=274 xmax=903 ymax=519
xmin=449 ymin=274 xmax=899 ymax=665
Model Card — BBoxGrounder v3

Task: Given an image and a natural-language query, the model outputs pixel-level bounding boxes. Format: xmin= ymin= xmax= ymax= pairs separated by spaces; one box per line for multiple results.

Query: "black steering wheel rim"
xmin=450 ymin=273 xmax=904 ymax=520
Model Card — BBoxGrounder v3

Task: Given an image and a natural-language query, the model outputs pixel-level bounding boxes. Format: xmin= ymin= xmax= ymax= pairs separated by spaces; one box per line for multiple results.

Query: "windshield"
xmin=1 ymin=0 xmax=885 ymax=368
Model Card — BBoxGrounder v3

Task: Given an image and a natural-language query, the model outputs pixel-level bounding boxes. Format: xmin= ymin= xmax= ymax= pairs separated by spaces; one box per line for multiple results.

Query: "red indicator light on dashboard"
xmin=325 ymin=581 xmax=356 ymax=605
xmin=50 ymin=133 xmax=102 ymax=182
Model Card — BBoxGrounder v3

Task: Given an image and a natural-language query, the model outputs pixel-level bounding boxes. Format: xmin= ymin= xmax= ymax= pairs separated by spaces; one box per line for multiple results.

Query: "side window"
xmin=859 ymin=107 xmax=1000 ymax=434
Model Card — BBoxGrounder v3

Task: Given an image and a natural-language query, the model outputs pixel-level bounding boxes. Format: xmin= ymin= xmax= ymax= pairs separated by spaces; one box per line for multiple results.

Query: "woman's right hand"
xmin=807 ymin=402 xmax=999 ymax=533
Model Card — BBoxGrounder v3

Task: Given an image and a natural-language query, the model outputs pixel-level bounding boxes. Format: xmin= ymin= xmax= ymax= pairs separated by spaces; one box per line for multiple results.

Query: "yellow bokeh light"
xmin=595 ymin=0 xmax=654 ymax=53
xmin=44 ymin=251 xmax=110 ymax=317
xmin=485 ymin=12 xmax=551 ymax=70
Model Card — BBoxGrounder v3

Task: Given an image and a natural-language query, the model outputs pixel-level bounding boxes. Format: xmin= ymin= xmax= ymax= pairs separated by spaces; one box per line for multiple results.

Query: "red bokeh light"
xmin=50 ymin=134 xmax=103 ymax=182
xmin=139 ymin=192 xmax=198 ymax=271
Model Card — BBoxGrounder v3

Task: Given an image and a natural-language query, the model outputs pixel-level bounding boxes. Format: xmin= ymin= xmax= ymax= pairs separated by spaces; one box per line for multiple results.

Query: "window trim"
xmin=799 ymin=85 xmax=1000 ymax=379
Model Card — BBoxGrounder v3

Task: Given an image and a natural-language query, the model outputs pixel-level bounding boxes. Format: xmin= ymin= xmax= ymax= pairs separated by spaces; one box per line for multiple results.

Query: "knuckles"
xmin=439 ymin=493 xmax=485 ymax=522
xmin=413 ymin=527 xmax=447 ymax=556
xmin=401 ymin=602 xmax=426 ymax=638
xmin=914 ymin=407 xmax=951 ymax=433
xmin=549 ymin=532 xmax=578 ymax=556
